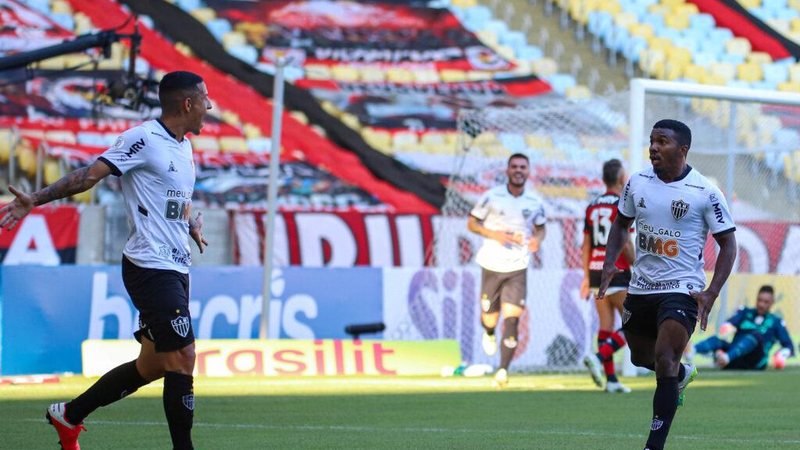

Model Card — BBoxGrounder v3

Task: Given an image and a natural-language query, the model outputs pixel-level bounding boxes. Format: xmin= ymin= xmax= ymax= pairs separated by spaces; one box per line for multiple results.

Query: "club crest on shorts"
xmin=671 ymin=199 xmax=689 ymax=220
xmin=171 ymin=315 xmax=191 ymax=338
xmin=622 ymin=308 xmax=632 ymax=325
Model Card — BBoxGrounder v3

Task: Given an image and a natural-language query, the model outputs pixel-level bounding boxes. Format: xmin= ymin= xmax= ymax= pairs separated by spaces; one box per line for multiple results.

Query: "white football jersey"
xmin=99 ymin=120 xmax=196 ymax=273
xmin=619 ymin=166 xmax=735 ymax=295
xmin=470 ymin=184 xmax=547 ymax=272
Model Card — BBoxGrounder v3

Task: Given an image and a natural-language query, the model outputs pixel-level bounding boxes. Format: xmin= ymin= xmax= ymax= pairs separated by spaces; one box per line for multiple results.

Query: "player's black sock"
xmin=645 ymin=376 xmax=679 ymax=450
xmin=499 ymin=316 xmax=519 ymax=370
xmin=678 ymin=363 xmax=686 ymax=380
xmin=163 ymin=371 xmax=194 ymax=450
xmin=607 ymin=374 xmax=618 ymax=383
xmin=65 ymin=360 xmax=147 ymax=425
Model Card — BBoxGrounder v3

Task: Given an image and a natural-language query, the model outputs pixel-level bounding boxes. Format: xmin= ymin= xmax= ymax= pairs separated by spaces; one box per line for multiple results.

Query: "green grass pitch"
xmin=1 ymin=368 xmax=798 ymax=449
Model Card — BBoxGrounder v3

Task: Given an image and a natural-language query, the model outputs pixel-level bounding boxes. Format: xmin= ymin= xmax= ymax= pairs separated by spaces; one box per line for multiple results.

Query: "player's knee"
xmin=654 ymin=352 xmax=681 ymax=375
xmin=165 ymin=344 xmax=196 ymax=375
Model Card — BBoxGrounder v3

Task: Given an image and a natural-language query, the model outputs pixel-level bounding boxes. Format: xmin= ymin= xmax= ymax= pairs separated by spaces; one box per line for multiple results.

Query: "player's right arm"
xmin=0 ymin=160 xmax=112 ymax=232
xmin=597 ymin=213 xmax=634 ymax=299
xmin=580 ymin=230 xmax=591 ymax=299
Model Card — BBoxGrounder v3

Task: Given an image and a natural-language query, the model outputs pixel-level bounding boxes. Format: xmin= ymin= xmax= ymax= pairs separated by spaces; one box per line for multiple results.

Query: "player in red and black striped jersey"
xmin=580 ymin=159 xmax=636 ymax=393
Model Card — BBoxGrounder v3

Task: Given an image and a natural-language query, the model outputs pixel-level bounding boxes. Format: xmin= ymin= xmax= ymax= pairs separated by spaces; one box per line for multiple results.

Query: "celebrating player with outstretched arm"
xmin=0 ymin=71 xmax=211 ymax=450
xmin=597 ymin=119 xmax=737 ymax=450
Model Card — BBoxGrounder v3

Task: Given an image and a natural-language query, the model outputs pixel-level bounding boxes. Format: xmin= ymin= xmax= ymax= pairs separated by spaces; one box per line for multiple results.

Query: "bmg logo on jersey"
xmin=637 ymin=223 xmax=680 ymax=258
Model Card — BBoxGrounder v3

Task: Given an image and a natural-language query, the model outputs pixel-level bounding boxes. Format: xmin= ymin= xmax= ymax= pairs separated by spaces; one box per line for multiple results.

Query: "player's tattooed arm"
xmin=0 ymin=160 xmax=111 ymax=232
xmin=32 ymin=160 xmax=112 ymax=206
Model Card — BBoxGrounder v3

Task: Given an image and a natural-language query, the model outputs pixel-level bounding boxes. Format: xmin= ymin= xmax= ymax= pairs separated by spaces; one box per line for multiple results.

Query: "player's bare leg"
xmin=480 ymin=309 xmax=500 ymax=356
xmin=494 ymin=302 xmax=523 ymax=388
xmin=591 ymin=291 xmax=630 ymax=392
xmin=644 ymin=319 xmax=691 ymax=450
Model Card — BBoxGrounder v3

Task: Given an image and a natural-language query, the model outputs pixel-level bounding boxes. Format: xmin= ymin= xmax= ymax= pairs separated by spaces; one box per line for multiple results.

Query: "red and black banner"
xmin=690 ymin=0 xmax=800 ymax=60
xmin=0 ymin=206 xmax=79 ymax=265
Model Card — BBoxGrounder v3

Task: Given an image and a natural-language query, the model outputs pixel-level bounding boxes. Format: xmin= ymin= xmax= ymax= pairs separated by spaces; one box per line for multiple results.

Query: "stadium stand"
xmin=0 ymin=0 xmax=438 ymax=213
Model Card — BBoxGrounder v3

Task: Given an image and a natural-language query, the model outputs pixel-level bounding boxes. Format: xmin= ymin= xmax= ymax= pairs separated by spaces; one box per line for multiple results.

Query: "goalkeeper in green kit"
xmin=692 ymin=285 xmax=794 ymax=370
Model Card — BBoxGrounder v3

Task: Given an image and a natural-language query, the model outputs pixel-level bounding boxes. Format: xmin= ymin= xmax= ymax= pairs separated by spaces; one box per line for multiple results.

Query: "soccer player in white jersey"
xmin=468 ymin=153 xmax=546 ymax=387
xmin=0 ymin=71 xmax=211 ymax=450
xmin=597 ymin=120 xmax=737 ymax=450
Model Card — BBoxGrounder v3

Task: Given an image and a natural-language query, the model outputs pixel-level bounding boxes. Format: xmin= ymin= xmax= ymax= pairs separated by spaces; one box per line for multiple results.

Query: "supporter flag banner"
xmin=205 ymin=0 xmax=514 ymax=71
xmin=0 ymin=206 xmax=78 ymax=265
xmin=0 ymin=0 xmax=72 ymax=55
xmin=82 ymin=339 xmax=461 ymax=377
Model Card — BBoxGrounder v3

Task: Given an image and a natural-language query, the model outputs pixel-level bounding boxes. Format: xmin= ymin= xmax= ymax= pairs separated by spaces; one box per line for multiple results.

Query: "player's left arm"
xmin=188 ymin=208 xmax=208 ymax=254
xmin=692 ymin=230 xmax=736 ymax=332
xmin=775 ymin=320 xmax=794 ymax=357
xmin=527 ymin=204 xmax=546 ymax=252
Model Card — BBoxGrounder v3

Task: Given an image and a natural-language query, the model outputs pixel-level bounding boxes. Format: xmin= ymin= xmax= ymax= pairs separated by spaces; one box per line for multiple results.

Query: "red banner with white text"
xmin=232 ymin=210 xmax=800 ymax=274
xmin=0 ymin=205 xmax=79 ymax=265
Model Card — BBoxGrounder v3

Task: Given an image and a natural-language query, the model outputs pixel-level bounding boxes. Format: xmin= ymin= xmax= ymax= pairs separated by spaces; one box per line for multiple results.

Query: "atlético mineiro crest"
xmin=651 ymin=417 xmax=664 ymax=431
xmin=182 ymin=394 xmax=194 ymax=411
xmin=171 ymin=315 xmax=191 ymax=338
xmin=671 ymin=199 xmax=689 ymax=220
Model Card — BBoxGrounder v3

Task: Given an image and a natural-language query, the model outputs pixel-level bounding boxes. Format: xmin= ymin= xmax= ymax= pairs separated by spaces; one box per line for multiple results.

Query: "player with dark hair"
xmin=598 ymin=119 xmax=737 ymax=450
xmin=0 ymin=71 xmax=211 ymax=450
xmin=581 ymin=158 xmax=635 ymax=393
xmin=693 ymin=285 xmax=794 ymax=370
xmin=468 ymin=152 xmax=546 ymax=387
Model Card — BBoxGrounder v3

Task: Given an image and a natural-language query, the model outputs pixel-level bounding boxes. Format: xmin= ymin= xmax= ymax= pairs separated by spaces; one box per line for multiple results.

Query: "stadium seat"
xmin=246 ymin=137 xmax=271 ymax=153
xmin=219 ymin=136 xmax=248 ymax=153
xmin=305 ymin=64 xmax=331 ymax=80
xmin=726 ymin=38 xmax=753 ymax=57
xmin=206 ymin=18 xmax=232 ymax=40
xmin=221 ymin=31 xmax=246 ymax=49
xmin=189 ymin=7 xmax=215 ymax=24
xmin=412 ymin=69 xmax=440 ymax=83
xmin=358 ymin=66 xmax=385 ymax=82
xmin=737 ymin=63 xmax=764 ymax=82
xmin=763 ymin=63 xmax=790 ymax=84
xmin=440 ymin=69 xmax=468 ymax=82
xmin=227 ymin=45 xmax=258 ymax=65
xmin=393 ymin=131 xmax=420 ymax=152
xmin=191 ymin=136 xmax=220 ymax=153
xmin=710 ymin=62 xmax=737 ymax=81
xmin=362 ymin=128 xmax=393 ymax=155
xmin=331 ymin=65 xmax=359 ymax=82
xmin=339 ymin=113 xmax=361 ymax=131
xmin=44 ymin=159 xmax=62 ymax=186
xmin=44 ymin=131 xmax=76 ymax=144
xmin=747 ymin=52 xmax=773 ymax=65
xmin=547 ymin=74 xmax=577 ymax=95
xmin=386 ymin=68 xmax=414 ymax=83
xmin=532 ymin=58 xmax=559 ymax=78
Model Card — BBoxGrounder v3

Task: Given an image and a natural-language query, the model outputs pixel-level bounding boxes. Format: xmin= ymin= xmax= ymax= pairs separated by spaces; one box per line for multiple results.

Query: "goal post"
xmin=425 ymin=79 xmax=800 ymax=373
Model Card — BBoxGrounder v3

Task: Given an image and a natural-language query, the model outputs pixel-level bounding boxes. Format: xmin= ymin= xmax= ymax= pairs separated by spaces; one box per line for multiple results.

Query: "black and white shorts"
xmin=122 ymin=256 xmax=195 ymax=353
xmin=621 ymin=292 xmax=698 ymax=339
xmin=480 ymin=268 xmax=527 ymax=313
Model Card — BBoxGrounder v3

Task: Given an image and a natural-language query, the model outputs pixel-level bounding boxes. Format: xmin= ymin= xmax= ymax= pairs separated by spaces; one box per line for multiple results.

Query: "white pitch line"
xmin=23 ymin=418 xmax=800 ymax=446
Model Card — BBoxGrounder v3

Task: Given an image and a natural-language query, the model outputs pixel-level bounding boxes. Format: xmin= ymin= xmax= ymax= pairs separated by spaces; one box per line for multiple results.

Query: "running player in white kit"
xmin=0 ymin=71 xmax=211 ymax=450
xmin=597 ymin=120 xmax=737 ymax=450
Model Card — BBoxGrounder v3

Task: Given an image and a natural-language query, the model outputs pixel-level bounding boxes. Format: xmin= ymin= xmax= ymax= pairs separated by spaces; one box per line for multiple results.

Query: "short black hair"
xmin=653 ymin=119 xmax=691 ymax=148
xmin=158 ymin=71 xmax=203 ymax=112
xmin=758 ymin=285 xmax=774 ymax=296
xmin=602 ymin=158 xmax=623 ymax=185
xmin=508 ymin=153 xmax=529 ymax=164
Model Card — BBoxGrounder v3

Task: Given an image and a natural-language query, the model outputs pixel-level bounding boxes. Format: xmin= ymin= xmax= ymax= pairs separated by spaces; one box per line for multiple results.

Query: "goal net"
xmin=418 ymin=80 xmax=800 ymax=372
